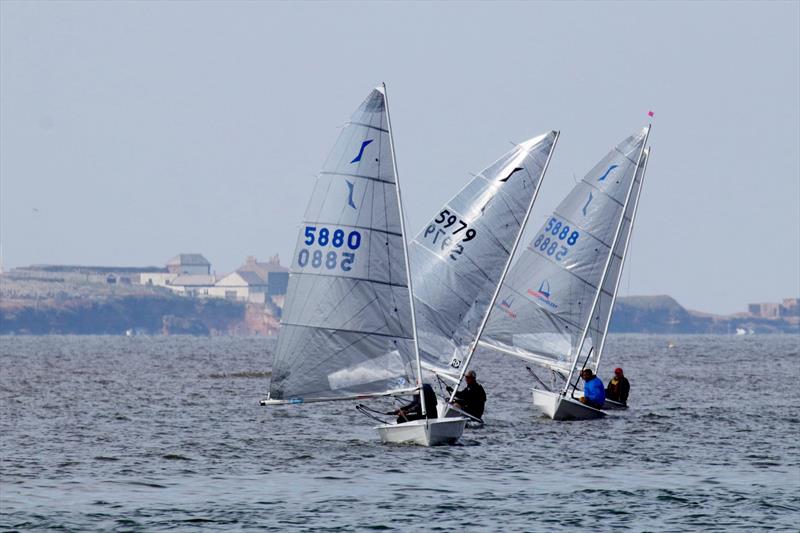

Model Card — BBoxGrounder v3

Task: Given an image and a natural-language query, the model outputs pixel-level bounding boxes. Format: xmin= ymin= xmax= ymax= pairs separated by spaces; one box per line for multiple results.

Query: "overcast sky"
xmin=1 ymin=1 xmax=798 ymax=315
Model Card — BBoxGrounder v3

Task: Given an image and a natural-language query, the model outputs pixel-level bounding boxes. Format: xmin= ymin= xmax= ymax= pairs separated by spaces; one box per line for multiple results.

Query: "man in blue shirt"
xmin=578 ymin=368 xmax=605 ymax=409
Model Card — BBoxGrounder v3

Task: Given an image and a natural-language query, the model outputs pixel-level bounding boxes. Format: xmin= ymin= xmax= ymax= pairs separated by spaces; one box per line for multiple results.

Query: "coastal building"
xmin=140 ymin=272 xmax=178 ymax=287
xmin=166 ymin=254 xmax=211 ymax=275
xmin=748 ymin=299 xmax=799 ymax=318
xmin=209 ymin=271 xmax=267 ymax=302
xmin=237 ymin=255 xmax=289 ymax=296
xmin=166 ymin=274 xmax=217 ymax=297
xmin=782 ymin=298 xmax=799 ymax=317
xmin=749 ymin=303 xmax=781 ymax=318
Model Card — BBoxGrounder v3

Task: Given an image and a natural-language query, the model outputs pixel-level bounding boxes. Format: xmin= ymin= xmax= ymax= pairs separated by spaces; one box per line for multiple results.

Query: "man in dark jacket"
xmin=606 ymin=367 xmax=630 ymax=405
xmin=393 ymin=383 xmax=438 ymax=423
xmin=446 ymin=370 xmax=486 ymax=420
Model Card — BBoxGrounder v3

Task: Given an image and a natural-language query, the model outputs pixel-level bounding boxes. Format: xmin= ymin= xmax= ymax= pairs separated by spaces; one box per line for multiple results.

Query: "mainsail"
xmin=268 ymin=86 xmax=418 ymax=402
xmin=409 ymin=133 xmax=558 ymax=379
xmin=481 ymin=128 xmax=650 ymax=378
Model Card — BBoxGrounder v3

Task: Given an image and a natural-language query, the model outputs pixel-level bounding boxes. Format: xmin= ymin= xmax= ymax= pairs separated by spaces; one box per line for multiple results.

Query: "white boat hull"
xmin=603 ymin=399 xmax=628 ymax=410
xmin=532 ymin=388 xmax=606 ymax=421
xmin=375 ymin=417 xmax=467 ymax=446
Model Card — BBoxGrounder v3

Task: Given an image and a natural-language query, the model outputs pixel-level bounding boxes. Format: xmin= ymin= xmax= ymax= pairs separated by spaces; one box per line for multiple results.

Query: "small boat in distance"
xmin=480 ymin=126 xmax=652 ymax=420
xmin=260 ymin=84 xmax=466 ymax=446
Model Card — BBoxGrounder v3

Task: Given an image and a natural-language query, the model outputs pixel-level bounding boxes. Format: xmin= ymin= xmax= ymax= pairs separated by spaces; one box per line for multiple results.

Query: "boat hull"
xmin=375 ymin=417 xmax=467 ymax=446
xmin=603 ymin=399 xmax=628 ymax=410
xmin=532 ymin=388 xmax=606 ymax=421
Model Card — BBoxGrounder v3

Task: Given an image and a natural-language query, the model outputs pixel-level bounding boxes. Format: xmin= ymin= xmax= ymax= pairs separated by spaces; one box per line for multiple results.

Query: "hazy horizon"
xmin=1 ymin=1 xmax=798 ymax=315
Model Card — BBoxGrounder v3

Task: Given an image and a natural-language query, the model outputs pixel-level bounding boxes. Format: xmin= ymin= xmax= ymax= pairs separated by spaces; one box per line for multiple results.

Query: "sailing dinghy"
xmin=408 ymin=132 xmax=560 ymax=418
xmin=480 ymin=126 xmax=652 ymax=420
xmin=260 ymin=84 xmax=466 ymax=446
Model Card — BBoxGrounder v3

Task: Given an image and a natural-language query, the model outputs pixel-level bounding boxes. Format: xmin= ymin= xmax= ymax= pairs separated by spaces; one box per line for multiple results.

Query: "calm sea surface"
xmin=1 ymin=334 xmax=798 ymax=531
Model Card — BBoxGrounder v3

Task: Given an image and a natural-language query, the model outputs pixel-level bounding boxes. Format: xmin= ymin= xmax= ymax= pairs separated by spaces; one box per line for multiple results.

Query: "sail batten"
xmin=319 ymin=171 xmax=397 ymax=186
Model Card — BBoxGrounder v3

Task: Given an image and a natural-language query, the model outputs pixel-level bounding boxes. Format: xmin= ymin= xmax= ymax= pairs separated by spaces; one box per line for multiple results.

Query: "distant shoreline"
xmin=1 ymin=267 xmax=797 ymax=336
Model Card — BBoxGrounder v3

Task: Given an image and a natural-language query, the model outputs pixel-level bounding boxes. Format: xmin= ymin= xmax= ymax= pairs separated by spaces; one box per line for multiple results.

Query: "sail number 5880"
xmin=304 ymin=226 xmax=361 ymax=249
xmin=298 ymin=226 xmax=362 ymax=272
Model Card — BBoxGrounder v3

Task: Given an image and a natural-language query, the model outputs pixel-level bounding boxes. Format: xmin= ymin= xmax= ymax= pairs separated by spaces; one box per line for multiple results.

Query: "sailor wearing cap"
xmin=605 ymin=367 xmax=630 ymax=406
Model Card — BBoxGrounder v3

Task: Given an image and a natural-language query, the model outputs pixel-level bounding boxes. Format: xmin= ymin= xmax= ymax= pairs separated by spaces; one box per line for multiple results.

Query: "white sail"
xmin=481 ymin=128 xmax=649 ymax=376
xmin=409 ymin=132 xmax=559 ymax=378
xmin=268 ymin=87 xmax=417 ymax=402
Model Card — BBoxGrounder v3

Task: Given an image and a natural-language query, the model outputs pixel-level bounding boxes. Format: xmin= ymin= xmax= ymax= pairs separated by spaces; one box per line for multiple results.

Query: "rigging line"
xmin=526 ymin=366 xmax=552 ymax=392
xmin=355 ymin=405 xmax=391 ymax=425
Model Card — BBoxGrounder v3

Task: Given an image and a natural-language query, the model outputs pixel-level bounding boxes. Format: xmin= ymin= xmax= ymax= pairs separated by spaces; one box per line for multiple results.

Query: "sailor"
xmin=606 ymin=367 xmax=630 ymax=405
xmin=446 ymin=370 xmax=486 ymax=420
xmin=578 ymin=368 xmax=605 ymax=409
xmin=392 ymin=383 xmax=438 ymax=423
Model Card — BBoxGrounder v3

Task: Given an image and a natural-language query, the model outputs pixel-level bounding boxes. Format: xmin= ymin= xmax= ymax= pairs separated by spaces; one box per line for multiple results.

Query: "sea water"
xmin=1 ymin=334 xmax=798 ymax=531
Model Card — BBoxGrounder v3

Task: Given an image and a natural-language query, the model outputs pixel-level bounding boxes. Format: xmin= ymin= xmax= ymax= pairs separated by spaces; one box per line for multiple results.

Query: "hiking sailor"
xmin=446 ymin=370 xmax=487 ymax=420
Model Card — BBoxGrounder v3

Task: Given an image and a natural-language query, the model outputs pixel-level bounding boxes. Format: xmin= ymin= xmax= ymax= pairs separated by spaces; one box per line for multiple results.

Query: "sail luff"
xmin=563 ymin=125 xmax=651 ymax=395
xmin=593 ymin=146 xmax=651 ymax=372
xmin=447 ymin=131 xmax=561 ymax=405
xmin=381 ymin=83 xmax=426 ymax=414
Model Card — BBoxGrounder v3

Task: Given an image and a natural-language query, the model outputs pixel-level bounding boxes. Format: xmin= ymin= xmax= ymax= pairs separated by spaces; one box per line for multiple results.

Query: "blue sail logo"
xmin=350 ymin=139 xmax=374 ymax=163
xmin=345 ymin=180 xmax=357 ymax=209
xmin=598 ymin=164 xmax=618 ymax=181
xmin=582 ymin=191 xmax=593 ymax=216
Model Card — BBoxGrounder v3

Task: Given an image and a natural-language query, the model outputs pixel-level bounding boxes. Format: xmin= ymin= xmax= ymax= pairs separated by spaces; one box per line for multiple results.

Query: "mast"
xmin=593 ymin=146 xmax=651 ymax=372
xmin=447 ymin=131 xmax=560 ymax=406
xmin=562 ymin=125 xmax=651 ymax=396
xmin=381 ymin=83 xmax=426 ymax=416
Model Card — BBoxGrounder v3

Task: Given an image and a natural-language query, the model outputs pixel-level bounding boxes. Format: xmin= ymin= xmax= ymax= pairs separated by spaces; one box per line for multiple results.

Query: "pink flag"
xmin=648 ymin=110 xmax=655 ymax=117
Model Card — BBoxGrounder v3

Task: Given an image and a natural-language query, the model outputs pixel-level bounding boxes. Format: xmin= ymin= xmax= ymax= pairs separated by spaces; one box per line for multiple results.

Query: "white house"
xmin=209 ymin=271 xmax=267 ymax=302
xmin=167 ymin=274 xmax=217 ymax=296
